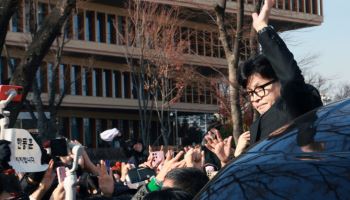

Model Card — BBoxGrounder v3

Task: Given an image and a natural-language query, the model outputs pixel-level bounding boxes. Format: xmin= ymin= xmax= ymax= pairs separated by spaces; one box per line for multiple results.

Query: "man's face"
xmin=246 ymin=73 xmax=281 ymax=115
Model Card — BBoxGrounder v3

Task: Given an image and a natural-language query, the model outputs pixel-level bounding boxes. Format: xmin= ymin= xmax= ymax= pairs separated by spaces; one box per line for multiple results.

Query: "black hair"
xmin=143 ymin=188 xmax=193 ymax=200
xmin=0 ymin=173 xmax=22 ymax=193
xmin=164 ymin=167 xmax=209 ymax=197
xmin=237 ymin=54 xmax=278 ymax=88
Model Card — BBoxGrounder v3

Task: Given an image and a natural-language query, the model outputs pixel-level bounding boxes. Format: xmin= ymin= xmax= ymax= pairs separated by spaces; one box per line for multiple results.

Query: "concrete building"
xmin=1 ymin=0 xmax=323 ymax=147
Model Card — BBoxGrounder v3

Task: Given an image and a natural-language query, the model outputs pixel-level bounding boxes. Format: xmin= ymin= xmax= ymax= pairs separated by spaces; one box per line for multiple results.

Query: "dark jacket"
xmin=250 ymin=26 xmax=322 ymax=143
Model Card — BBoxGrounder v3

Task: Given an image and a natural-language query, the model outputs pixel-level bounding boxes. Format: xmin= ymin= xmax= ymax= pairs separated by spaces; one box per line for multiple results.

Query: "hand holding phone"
xmin=56 ymin=166 xmax=67 ymax=184
xmin=151 ymin=151 xmax=164 ymax=167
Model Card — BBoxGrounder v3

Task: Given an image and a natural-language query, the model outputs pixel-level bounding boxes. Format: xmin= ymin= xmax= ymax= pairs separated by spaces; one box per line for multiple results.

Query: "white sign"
xmin=4 ymin=128 xmax=48 ymax=172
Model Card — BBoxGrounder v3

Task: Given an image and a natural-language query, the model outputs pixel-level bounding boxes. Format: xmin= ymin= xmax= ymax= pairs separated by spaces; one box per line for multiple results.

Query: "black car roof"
xmin=196 ymin=98 xmax=350 ymax=200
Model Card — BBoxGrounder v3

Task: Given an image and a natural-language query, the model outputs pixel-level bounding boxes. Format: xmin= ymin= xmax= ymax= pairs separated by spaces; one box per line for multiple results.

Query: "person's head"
xmin=0 ymin=173 xmax=23 ymax=199
xmin=143 ymin=188 xmax=193 ymax=200
xmin=163 ymin=167 xmax=209 ymax=196
xmin=133 ymin=142 xmax=143 ymax=153
xmin=238 ymin=54 xmax=281 ymax=114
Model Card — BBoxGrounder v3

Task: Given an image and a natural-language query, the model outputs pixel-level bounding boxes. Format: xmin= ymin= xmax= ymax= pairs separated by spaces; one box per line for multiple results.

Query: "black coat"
xmin=250 ymin=27 xmax=322 ymax=143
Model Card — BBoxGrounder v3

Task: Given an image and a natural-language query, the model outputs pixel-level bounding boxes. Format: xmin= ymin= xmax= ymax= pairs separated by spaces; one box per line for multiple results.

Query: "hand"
xmin=120 ymin=162 xmax=132 ymax=182
xmin=184 ymin=147 xmax=205 ymax=169
xmin=156 ymin=150 xmax=185 ymax=182
xmin=204 ymin=129 xmax=233 ymax=166
xmin=49 ymin=183 xmax=65 ymax=200
xmin=252 ymin=0 xmax=275 ymax=32
xmin=98 ymin=160 xmax=114 ymax=197
xmin=234 ymin=131 xmax=251 ymax=157
xmin=30 ymin=160 xmax=56 ymax=200
xmin=139 ymin=145 xmax=164 ymax=170
xmin=39 ymin=159 xmax=56 ymax=191
xmin=70 ymin=140 xmax=99 ymax=175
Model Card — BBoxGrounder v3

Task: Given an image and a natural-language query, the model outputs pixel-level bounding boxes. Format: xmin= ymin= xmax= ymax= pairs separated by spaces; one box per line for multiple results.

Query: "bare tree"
xmin=7 ymin=0 xmax=76 ymax=127
xmin=122 ymin=0 xmax=191 ymax=146
xmin=214 ymin=0 xmax=244 ymax=144
xmin=334 ymin=83 xmax=350 ymax=101
xmin=0 ymin=0 xmax=19 ymax=54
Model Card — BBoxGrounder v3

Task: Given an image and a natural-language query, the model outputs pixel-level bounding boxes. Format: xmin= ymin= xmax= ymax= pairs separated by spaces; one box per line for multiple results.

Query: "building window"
xmin=181 ymin=27 xmax=189 ymax=54
xmin=85 ymin=11 xmax=96 ymax=41
xmin=117 ymin=16 xmax=126 ymax=45
xmin=197 ymin=30 xmax=205 ymax=56
xmin=189 ymin=28 xmax=197 ymax=54
xmin=104 ymin=69 xmax=112 ymax=97
xmin=107 ymin=14 xmax=116 ymax=44
xmin=70 ymin=65 xmax=82 ymax=95
xmin=37 ymin=3 xmax=48 ymax=27
xmin=73 ymin=10 xmax=85 ymax=40
xmin=83 ymin=118 xmax=92 ymax=147
xmin=123 ymin=72 xmax=131 ymax=98
xmin=59 ymin=64 xmax=65 ymax=94
xmin=97 ymin=12 xmax=106 ymax=43
xmin=204 ymin=31 xmax=212 ymax=57
xmin=71 ymin=117 xmax=80 ymax=141
xmin=24 ymin=0 xmax=30 ymax=32
xmin=11 ymin=1 xmax=23 ymax=33
xmin=113 ymin=71 xmax=122 ymax=98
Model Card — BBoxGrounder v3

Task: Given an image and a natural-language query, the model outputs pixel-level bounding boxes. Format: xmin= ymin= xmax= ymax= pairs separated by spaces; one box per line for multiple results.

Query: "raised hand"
xmin=98 ymin=160 xmax=114 ymax=197
xmin=30 ymin=160 xmax=56 ymax=200
xmin=252 ymin=0 xmax=275 ymax=32
xmin=49 ymin=183 xmax=65 ymax=200
xmin=204 ymin=128 xmax=233 ymax=167
xmin=184 ymin=147 xmax=205 ymax=169
xmin=234 ymin=131 xmax=251 ymax=157
xmin=156 ymin=150 xmax=185 ymax=182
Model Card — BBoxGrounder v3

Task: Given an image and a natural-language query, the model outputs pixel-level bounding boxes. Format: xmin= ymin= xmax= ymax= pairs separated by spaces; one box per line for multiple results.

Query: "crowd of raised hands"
xmin=0 ymin=128 xmax=252 ymax=199
xmin=1 ymin=140 xmax=209 ymax=199
xmin=203 ymin=128 xmax=251 ymax=167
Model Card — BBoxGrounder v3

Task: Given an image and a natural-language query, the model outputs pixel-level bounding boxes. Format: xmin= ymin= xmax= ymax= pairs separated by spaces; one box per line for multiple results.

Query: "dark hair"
xmin=237 ymin=54 xmax=278 ymax=88
xmin=0 ymin=173 xmax=22 ymax=193
xmin=143 ymin=188 xmax=193 ymax=200
xmin=164 ymin=167 xmax=209 ymax=196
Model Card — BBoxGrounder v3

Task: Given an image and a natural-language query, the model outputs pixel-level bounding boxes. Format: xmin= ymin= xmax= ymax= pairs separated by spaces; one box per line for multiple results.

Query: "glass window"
xmin=24 ymin=0 xmax=31 ymax=32
xmin=12 ymin=1 xmax=23 ymax=33
xmin=123 ymin=72 xmax=131 ymax=98
xmin=117 ymin=16 xmax=126 ymax=45
xmin=107 ymin=14 xmax=116 ymax=44
xmin=59 ymin=64 xmax=65 ymax=93
xmin=197 ymin=30 xmax=205 ymax=56
xmin=85 ymin=11 xmax=96 ymax=41
xmin=83 ymin=118 xmax=92 ymax=147
xmin=71 ymin=117 xmax=79 ymax=140
xmin=114 ymin=71 xmax=122 ymax=98
xmin=97 ymin=13 xmax=106 ymax=43
xmin=189 ymin=28 xmax=197 ymax=54
xmin=37 ymin=3 xmax=48 ymax=27
xmin=181 ymin=27 xmax=189 ymax=54
xmin=104 ymin=69 xmax=112 ymax=97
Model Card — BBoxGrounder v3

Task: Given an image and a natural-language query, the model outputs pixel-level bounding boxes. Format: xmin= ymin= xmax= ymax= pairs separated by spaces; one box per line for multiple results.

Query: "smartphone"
xmin=151 ymin=151 xmax=164 ymax=166
xmin=56 ymin=166 xmax=67 ymax=184
xmin=0 ymin=85 xmax=23 ymax=102
xmin=127 ymin=167 xmax=156 ymax=183
xmin=50 ymin=138 xmax=68 ymax=157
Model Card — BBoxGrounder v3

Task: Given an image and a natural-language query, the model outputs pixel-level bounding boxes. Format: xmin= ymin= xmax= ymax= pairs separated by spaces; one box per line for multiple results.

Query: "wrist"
xmin=255 ymin=24 xmax=268 ymax=33
xmin=147 ymin=176 xmax=163 ymax=192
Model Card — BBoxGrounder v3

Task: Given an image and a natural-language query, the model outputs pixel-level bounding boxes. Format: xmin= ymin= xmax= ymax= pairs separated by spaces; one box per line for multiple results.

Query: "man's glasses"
xmin=245 ymin=79 xmax=276 ymax=99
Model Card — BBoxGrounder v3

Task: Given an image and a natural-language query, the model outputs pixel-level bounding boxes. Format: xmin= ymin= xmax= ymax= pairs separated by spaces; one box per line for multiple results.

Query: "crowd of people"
xmin=0 ymin=0 xmax=323 ymax=199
